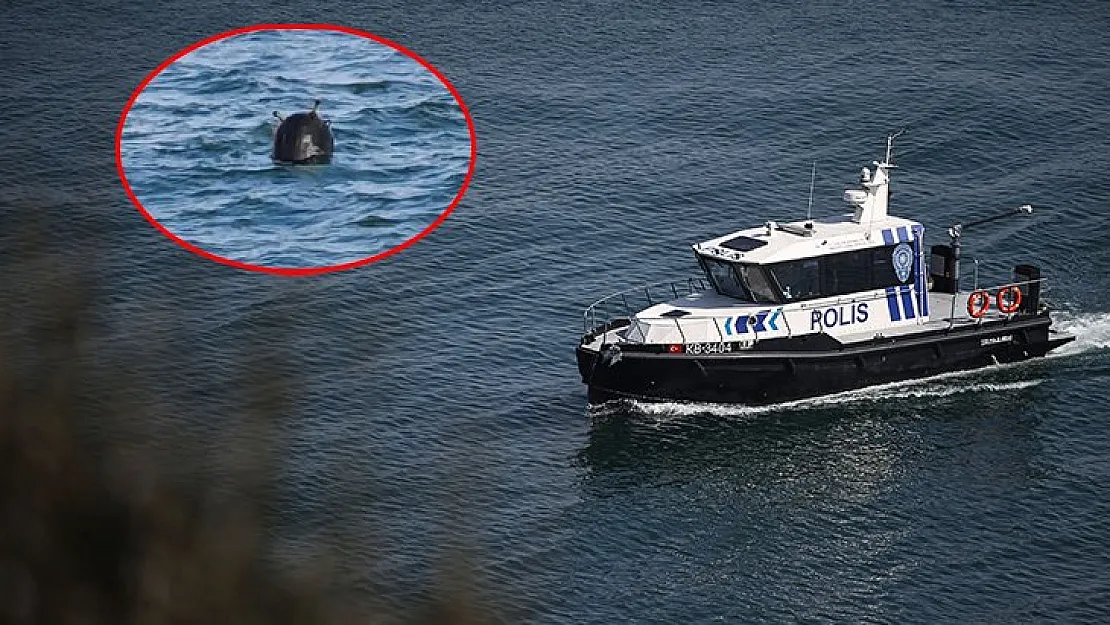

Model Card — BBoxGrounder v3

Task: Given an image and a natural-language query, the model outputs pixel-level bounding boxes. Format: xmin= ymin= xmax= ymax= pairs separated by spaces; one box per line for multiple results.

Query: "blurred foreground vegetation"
xmin=0 ymin=237 xmax=495 ymax=624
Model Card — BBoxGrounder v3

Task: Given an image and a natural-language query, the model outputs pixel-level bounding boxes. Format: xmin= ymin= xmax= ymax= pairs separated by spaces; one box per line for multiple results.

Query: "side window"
xmin=769 ymin=245 xmax=917 ymax=301
xmin=772 ymin=259 xmax=820 ymax=301
xmin=823 ymin=250 xmax=870 ymax=295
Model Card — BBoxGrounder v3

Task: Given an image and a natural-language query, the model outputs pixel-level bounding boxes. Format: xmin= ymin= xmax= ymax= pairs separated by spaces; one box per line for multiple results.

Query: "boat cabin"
xmin=623 ymin=155 xmax=932 ymax=345
xmin=693 ymin=214 xmax=924 ymax=307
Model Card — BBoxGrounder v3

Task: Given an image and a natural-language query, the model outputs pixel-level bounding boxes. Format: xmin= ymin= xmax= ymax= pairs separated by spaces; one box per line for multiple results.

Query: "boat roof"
xmin=693 ymin=212 xmax=922 ymax=265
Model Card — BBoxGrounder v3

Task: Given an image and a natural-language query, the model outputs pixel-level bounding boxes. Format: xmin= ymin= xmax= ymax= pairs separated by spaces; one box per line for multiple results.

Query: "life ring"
xmin=997 ymin=285 xmax=1023 ymax=314
xmin=967 ymin=290 xmax=990 ymax=318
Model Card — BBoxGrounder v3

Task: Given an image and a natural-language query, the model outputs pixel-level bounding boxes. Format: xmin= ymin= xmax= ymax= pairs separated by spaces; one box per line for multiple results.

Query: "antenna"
xmin=806 ymin=162 xmax=816 ymax=221
xmin=885 ymin=128 xmax=906 ymax=164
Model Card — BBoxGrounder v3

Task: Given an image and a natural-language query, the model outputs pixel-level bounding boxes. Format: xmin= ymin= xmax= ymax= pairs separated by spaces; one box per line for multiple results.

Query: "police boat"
xmin=576 ymin=134 xmax=1076 ymax=405
xmin=271 ymin=99 xmax=334 ymax=165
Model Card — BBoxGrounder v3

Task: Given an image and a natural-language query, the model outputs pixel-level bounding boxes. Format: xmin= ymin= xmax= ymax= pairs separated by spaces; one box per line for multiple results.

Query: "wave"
xmin=1047 ymin=310 xmax=1110 ymax=355
xmin=122 ymin=75 xmax=468 ymax=267
xmin=355 ymin=214 xmax=405 ymax=228
xmin=339 ymin=80 xmax=392 ymax=95
xmin=592 ymin=378 xmax=1044 ymax=421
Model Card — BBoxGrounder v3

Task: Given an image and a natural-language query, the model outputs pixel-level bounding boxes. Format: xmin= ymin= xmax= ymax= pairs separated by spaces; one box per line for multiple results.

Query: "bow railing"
xmin=582 ymin=277 xmax=710 ymax=337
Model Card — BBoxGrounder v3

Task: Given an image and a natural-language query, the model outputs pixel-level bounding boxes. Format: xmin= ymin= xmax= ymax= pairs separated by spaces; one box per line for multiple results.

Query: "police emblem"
xmin=892 ymin=243 xmax=913 ymax=283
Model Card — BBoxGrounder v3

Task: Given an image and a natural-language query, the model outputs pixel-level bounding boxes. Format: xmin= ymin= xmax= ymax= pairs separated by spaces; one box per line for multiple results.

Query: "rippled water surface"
xmin=120 ymin=28 xmax=471 ymax=268
xmin=5 ymin=1 xmax=1110 ymax=622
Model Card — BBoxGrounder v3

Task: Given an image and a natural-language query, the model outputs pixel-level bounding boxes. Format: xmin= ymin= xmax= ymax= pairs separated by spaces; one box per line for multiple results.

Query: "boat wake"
xmin=595 ymin=378 xmax=1044 ymax=420
xmin=590 ymin=310 xmax=1109 ymax=420
xmin=1048 ymin=310 xmax=1110 ymax=356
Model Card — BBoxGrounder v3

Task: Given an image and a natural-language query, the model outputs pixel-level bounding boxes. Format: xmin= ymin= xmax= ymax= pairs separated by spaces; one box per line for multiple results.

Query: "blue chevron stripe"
xmin=752 ymin=311 xmax=768 ymax=332
xmin=767 ymin=309 xmax=781 ymax=331
xmin=736 ymin=315 xmax=749 ymax=334
xmin=882 ymin=229 xmax=894 ymax=245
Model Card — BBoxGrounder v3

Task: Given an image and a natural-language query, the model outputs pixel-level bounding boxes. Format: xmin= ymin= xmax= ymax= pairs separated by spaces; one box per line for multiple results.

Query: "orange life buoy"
xmin=967 ymin=290 xmax=990 ymax=318
xmin=997 ymin=285 xmax=1023 ymax=314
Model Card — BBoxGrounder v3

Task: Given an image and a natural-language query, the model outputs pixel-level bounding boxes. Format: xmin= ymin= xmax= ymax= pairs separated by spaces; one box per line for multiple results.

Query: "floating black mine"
xmin=271 ymin=100 xmax=334 ymax=165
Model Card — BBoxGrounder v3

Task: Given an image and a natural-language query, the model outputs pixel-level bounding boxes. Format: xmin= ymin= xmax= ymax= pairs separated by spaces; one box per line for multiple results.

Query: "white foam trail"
xmin=617 ymin=379 xmax=1043 ymax=419
xmin=1049 ymin=311 xmax=1110 ymax=355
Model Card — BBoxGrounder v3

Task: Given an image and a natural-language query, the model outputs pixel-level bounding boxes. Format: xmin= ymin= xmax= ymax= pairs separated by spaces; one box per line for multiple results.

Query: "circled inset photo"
xmin=117 ymin=24 xmax=476 ymax=275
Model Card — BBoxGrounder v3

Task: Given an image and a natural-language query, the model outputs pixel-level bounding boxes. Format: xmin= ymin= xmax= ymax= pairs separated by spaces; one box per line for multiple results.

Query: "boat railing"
xmin=943 ymin=277 xmax=1047 ymax=330
xmin=582 ymin=277 xmax=711 ymax=336
xmin=583 ymin=275 xmax=1051 ymax=344
xmin=582 ymin=280 xmax=901 ymax=344
xmin=607 ymin=286 xmax=909 ymax=345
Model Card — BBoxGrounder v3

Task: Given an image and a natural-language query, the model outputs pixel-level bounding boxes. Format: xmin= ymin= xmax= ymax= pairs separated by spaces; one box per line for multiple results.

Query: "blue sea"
xmin=5 ymin=1 xmax=1110 ymax=622
xmin=119 ymin=28 xmax=471 ymax=269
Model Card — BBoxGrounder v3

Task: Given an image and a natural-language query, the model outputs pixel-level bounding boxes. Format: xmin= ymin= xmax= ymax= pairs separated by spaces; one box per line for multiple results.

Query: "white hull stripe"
xmin=885 ymin=285 xmax=918 ymax=321
xmin=885 ymin=286 xmax=902 ymax=321
xmin=900 ymin=285 xmax=916 ymax=319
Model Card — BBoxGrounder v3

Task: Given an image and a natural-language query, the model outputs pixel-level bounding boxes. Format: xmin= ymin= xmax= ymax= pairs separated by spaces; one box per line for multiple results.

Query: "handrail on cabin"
xmin=582 ymin=275 xmax=1049 ymax=341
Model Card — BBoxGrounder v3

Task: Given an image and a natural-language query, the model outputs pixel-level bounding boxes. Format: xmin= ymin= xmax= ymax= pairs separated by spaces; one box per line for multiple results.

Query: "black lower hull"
xmin=577 ymin=314 xmax=1074 ymax=405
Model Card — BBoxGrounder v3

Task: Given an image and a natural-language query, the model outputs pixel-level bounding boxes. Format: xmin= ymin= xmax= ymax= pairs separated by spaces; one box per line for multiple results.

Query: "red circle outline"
xmin=115 ymin=23 xmax=478 ymax=277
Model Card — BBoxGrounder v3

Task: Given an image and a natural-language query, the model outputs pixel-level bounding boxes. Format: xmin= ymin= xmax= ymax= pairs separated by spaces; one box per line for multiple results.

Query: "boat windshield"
xmin=697 ymin=256 xmax=779 ymax=303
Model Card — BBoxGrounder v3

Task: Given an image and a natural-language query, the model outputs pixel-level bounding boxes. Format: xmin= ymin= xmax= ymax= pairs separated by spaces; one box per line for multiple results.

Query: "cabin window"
xmin=737 ymin=264 xmax=779 ymax=303
xmin=696 ymin=256 xmax=777 ymax=303
xmin=823 ymin=249 xmax=871 ymax=295
xmin=771 ymin=258 xmax=820 ymax=301
xmin=700 ymin=256 xmax=750 ymax=300
xmin=767 ymin=245 xmax=915 ymax=302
